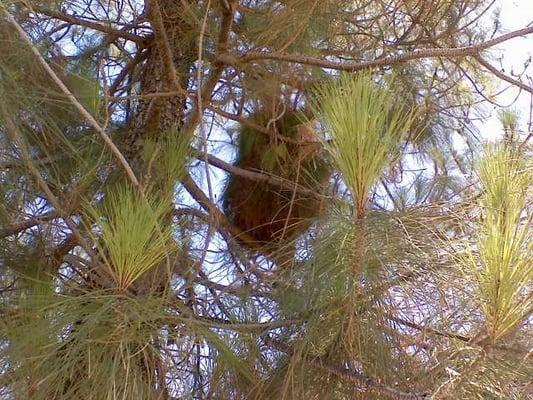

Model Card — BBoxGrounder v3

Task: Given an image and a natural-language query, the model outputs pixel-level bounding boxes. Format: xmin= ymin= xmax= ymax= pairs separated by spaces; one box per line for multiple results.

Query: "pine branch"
xmin=219 ymin=25 xmax=533 ymax=73
xmin=0 ymin=211 xmax=59 ymax=239
xmin=180 ymin=172 xmax=260 ymax=250
xmin=29 ymin=5 xmax=149 ymax=44
xmin=264 ymin=337 xmax=431 ymax=400
xmin=4 ymin=10 xmax=142 ymax=190
xmin=190 ymin=147 xmax=321 ymax=198
xmin=474 ymin=55 xmax=533 ymax=95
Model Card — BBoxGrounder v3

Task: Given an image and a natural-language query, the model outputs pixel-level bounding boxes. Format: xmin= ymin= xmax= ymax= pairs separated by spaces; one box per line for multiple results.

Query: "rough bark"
xmin=124 ymin=0 xmax=197 ymax=169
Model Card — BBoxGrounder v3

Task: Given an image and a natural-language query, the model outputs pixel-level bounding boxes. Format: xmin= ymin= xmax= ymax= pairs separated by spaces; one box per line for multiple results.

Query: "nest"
xmin=223 ymin=111 xmax=330 ymax=247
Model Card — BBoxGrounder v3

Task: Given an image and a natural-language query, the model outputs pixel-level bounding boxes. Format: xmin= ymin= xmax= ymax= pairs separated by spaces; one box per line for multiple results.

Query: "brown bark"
xmin=124 ymin=0 xmax=197 ymax=167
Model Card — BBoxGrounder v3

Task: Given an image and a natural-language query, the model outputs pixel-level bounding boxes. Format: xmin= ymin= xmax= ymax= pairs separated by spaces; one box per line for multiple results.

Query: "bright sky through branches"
xmin=485 ymin=0 xmax=533 ymax=140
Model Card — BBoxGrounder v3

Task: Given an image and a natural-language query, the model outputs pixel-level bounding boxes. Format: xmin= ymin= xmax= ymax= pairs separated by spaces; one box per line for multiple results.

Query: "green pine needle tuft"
xmin=311 ymin=71 xmax=418 ymax=216
xmin=86 ymin=185 xmax=175 ymax=290
xmin=465 ymin=145 xmax=532 ymax=341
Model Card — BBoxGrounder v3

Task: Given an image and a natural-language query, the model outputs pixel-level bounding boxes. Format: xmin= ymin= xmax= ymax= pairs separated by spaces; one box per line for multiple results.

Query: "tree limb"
xmin=180 ymin=172 xmax=260 ymax=250
xmin=0 ymin=211 xmax=59 ymax=239
xmin=474 ymin=55 xmax=533 ymax=95
xmin=29 ymin=5 xmax=149 ymax=44
xmin=220 ymin=25 xmax=533 ymax=72
xmin=265 ymin=337 xmax=431 ymax=400
xmin=190 ymin=147 xmax=322 ymax=198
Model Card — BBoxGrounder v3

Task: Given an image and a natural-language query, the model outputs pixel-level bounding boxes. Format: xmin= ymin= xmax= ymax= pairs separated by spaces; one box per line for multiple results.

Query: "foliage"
xmin=311 ymin=71 xmax=418 ymax=217
xmin=464 ymin=145 xmax=532 ymax=342
xmin=85 ymin=185 xmax=175 ymax=290
xmin=0 ymin=0 xmax=532 ymax=399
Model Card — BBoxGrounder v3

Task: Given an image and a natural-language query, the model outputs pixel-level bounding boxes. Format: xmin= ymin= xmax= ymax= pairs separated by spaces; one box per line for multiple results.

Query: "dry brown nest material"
xmin=223 ymin=111 xmax=330 ymax=249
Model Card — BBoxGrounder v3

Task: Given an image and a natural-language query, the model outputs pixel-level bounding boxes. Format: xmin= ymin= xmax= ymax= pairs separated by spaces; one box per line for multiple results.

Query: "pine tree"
xmin=0 ymin=1 xmax=531 ymax=399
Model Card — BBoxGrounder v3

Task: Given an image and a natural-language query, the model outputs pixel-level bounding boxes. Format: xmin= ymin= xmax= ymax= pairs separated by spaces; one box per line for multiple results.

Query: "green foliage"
xmin=498 ymin=109 xmax=518 ymax=132
xmin=141 ymin=129 xmax=191 ymax=195
xmin=1 ymin=286 xmax=263 ymax=399
xmin=1 ymin=1 xmax=532 ymax=399
xmin=2 ymin=293 xmax=182 ymax=400
xmin=463 ymin=146 xmax=532 ymax=341
xmin=271 ymin=210 xmax=429 ymax=398
xmin=311 ymin=72 xmax=418 ymax=216
xmin=85 ymin=185 xmax=175 ymax=290
xmin=66 ymin=60 xmax=101 ymax=117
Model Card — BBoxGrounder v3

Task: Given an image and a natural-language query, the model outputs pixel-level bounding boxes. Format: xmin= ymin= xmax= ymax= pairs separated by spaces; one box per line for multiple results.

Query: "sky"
xmin=483 ymin=0 xmax=533 ymax=140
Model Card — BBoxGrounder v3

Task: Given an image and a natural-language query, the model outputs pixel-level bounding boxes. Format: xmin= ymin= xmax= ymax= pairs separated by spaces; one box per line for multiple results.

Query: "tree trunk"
xmin=124 ymin=0 xmax=196 ymax=168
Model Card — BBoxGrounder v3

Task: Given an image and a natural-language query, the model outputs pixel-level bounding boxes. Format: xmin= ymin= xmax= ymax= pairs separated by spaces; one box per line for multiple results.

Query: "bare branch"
xmin=183 ymin=0 xmax=236 ymax=131
xmin=29 ymin=5 xmax=149 ymax=44
xmin=0 ymin=211 xmax=59 ymax=239
xmin=190 ymin=147 xmax=321 ymax=198
xmin=180 ymin=172 xmax=261 ymax=250
xmin=220 ymin=25 xmax=533 ymax=72
xmin=474 ymin=55 xmax=533 ymax=95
